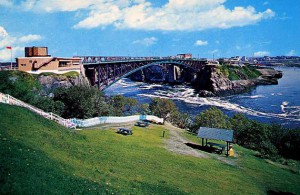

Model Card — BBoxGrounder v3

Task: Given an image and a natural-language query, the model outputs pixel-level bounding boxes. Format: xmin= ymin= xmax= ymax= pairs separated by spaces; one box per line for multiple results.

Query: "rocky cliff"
xmin=38 ymin=73 xmax=90 ymax=95
xmin=194 ymin=66 xmax=282 ymax=96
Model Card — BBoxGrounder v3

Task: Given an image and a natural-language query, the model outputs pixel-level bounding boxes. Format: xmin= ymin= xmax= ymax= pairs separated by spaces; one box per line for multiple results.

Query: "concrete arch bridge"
xmin=79 ymin=56 xmax=208 ymax=90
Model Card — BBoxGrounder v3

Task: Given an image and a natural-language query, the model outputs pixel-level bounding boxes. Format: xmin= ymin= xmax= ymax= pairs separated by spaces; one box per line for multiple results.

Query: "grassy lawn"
xmin=219 ymin=65 xmax=262 ymax=81
xmin=1 ymin=103 xmax=299 ymax=194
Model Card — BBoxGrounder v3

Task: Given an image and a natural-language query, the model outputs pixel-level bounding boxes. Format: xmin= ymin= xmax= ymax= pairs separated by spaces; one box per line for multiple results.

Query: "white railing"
xmin=70 ymin=115 xmax=164 ymax=127
xmin=0 ymin=92 xmax=164 ymax=128
xmin=0 ymin=92 xmax=76 ymax=129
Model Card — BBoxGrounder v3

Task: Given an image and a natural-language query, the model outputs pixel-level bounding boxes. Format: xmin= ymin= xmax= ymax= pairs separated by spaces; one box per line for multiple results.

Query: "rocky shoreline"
xmin=196 ymin=66 xmax=283 ymax=97
xmin=36 ymin=66 xmax=282 ymax=97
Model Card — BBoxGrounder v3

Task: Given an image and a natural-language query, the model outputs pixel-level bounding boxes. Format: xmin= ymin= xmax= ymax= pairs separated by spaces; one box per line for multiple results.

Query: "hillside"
xmin=1 ymin=103 xmax=299 ymax=194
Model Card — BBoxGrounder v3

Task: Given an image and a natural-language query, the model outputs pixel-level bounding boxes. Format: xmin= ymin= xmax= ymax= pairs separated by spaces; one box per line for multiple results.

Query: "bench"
xmin=206 ymin=142 xmax=226 ymax=154
xmin=117 ymin=128 xmax=133 ymax=135
xmin=135 ymin=121 xmax=150 ymax=127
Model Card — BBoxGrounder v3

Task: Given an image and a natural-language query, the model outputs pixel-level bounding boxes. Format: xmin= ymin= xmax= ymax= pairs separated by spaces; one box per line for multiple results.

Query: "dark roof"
xmin=197 ymin=127 xmax=233 ymax=142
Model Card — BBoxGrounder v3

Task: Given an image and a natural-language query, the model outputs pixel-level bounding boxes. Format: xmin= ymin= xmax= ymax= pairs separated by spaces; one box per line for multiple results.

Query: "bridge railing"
xmin=0 ymin=92 xmax=76 ymax=129
xmin=75 ymin=56 xmax=186 ymax=64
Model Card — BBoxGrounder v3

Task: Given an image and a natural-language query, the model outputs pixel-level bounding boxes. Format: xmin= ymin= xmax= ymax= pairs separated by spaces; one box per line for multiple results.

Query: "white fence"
xmin=0 ymin=92 xmax=76 ymax=129
xmin=70 ymin=115 xmax=163 ymax=127
xmin=0 ymin=92 xmax=164 ymax=128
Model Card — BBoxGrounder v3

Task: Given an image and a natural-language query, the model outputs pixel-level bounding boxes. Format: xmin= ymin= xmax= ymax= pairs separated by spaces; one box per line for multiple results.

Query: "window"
xmin=59 ymin=61 xmax=68 ymax=67
xmin=21 ymin=64 xmax=26 ymax=66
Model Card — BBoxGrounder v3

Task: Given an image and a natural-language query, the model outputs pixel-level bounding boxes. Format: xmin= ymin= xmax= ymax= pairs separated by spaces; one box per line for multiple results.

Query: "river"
xmin=105 ymin=66 xmax=300 ymax=128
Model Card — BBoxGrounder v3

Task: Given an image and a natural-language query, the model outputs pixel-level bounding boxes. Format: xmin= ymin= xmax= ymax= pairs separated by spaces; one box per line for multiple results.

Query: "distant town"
xmin=1 ymin=47 xmax=300 ymax=72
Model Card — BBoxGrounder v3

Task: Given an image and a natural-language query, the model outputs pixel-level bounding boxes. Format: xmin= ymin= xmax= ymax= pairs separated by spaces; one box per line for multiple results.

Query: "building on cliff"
xmin=16 ymin=47 xmax=82 ymax=74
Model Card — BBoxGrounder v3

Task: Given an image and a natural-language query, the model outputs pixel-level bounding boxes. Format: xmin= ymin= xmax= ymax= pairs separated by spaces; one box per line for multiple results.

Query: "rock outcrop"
xmin=38 ymin=74 xmax=90 ymax=95
xmin=193 ymin=66 xmax=282 ymax=96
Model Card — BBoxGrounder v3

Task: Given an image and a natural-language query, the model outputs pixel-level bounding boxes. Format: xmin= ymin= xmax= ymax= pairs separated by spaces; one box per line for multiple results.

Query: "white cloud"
xmin=74 ymin=3 xmax=122 ymax=29
xmin=19 ymin=34 xmax=43 ymax=43
xmin=19 ymin=0 xmax=97 ymax=12
xmin=195 ymin=40 xmax=208 ymax=46
xmin=286 ymin=50 xmax=296 ymax=56
xmin=11 ymin=0 xmax=275 ymax=31
xmin=0 ymin=26 xmax=43 ymax=61
xmin=211 ymin=49 xmax=219 ymax=54
xmin=0 ymin=46 xmax=24 ymax=61
xmin=0 ymin=0 xmax=13 ymax=7
xmin=253 ymin=51 xmax=270 ymax=57
xmin=133 ymin=37 xmax=158 ymax=46
xmin=0 ymin=26 xmax=8 ymax=37
xmin=263 ymin=1 xmax=269 ymax=5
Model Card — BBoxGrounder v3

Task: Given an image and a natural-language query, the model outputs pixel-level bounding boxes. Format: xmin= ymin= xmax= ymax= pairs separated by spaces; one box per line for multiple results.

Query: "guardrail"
xmin=0 ymin=92 xmax=76 ymax=129
xmin=0 ymin=92 xmax=164 ymax=128
xmin=70 ymin=115 xmax=163 ymax=127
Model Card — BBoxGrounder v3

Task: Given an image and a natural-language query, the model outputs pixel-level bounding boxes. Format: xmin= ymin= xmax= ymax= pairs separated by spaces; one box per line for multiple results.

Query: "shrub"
xmin=149 ymin=98 xmax=177 ymax=124
xmin=54 ymin=85 xmax=109 ymax=119
xmin=190 ymin=107 xmax=231 ymax=133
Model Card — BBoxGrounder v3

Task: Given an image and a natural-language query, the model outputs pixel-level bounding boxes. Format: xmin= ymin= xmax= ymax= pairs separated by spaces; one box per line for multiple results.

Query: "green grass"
xmin=1 ymin=104 xmax=299 ymax=194
xmin=37 ymin=71 xmax=79 ymax=78
xmin=219 ymin=65 xmax=262 ymax=81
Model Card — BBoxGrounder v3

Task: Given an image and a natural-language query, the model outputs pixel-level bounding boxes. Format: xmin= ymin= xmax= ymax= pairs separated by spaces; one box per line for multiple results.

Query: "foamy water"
xmin=105 ymin=67 xmax=300 ymax=127
xmin=138 ymin=85 xmax=299 ymax=122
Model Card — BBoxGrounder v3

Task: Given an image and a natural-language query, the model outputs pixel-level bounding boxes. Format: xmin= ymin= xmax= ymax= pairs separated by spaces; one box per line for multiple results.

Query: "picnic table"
xmin=117 ymin=128 xmax=133 ymax=135
xmin=206 ymin=142 xmax=226 ymax=154
xmin=135 ymin=121 xmax=150 ymax=127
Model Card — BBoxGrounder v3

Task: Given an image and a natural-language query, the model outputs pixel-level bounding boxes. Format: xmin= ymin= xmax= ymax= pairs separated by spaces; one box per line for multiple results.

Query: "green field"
xmin=1 ymin=103 xmax=299 ymax=194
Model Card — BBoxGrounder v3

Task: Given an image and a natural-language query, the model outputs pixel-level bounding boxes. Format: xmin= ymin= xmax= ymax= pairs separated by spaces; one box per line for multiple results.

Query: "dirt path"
xmin=164 ymin=123 xmax=208 ymax=158
xmin=164 ymin=123 xmax=237 ymax=166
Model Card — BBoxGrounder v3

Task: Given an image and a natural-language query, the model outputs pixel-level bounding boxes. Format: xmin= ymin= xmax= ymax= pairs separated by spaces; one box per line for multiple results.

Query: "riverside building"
xmin=17 ymin=47 xmax=82 ymax=74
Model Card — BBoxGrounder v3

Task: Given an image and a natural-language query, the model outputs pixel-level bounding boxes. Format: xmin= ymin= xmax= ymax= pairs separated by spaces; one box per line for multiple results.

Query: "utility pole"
xmin=6 ymin=46 xmax=12 ymax=69
xmin=10 ymin=47 xmax=12 ymax=69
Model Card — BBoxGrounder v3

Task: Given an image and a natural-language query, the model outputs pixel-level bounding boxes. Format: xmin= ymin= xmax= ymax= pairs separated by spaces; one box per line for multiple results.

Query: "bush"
xmin=278 ymin=129 xmax=300 ymax=160
xmin=149 ymin=98 xmax=177 ymax=124
xmin=54 ymin=85 xmax=109 ymax=119
xmin=108 ymin=95 xmax=138 ymax=116
xmin=170 ymin=111 xmax=191 ymax=129
xmin=190 ymin=107 xmax=231 ymax=133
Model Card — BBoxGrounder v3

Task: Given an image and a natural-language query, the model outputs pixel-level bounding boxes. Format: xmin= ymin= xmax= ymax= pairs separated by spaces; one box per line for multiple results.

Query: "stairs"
xmin=0 ymin=92 xmax=76 ymax=129
xmin=33 ymin=57 xmax=55 ymax=70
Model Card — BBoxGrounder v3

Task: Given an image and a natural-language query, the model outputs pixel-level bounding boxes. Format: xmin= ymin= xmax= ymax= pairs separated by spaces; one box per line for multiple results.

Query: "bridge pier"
xmin=97 ymin=65 xmax=101 ymax=89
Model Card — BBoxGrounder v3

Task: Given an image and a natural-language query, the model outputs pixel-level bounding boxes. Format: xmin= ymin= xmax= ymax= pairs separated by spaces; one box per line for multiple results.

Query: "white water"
xmin=105 ymin=67 xmax=300 ymax=128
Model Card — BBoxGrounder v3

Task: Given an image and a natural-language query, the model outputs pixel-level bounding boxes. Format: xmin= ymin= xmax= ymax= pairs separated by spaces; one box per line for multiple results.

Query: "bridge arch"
xmin=103 ymin=60 xmax=198 ymax=90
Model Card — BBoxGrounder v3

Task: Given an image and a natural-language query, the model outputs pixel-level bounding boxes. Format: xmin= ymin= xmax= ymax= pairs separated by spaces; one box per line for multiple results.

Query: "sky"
xmin=0 ymin=0 xmax=299 ymax=62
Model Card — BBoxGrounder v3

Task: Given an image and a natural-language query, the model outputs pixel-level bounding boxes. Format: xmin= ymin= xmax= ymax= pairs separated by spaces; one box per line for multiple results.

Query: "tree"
xmin=137 ymin=103 xmax=150 ymax=115
xmin=191 ymin=107 xmax=230 ymax=133
xmin=149 ymin=98 xmax=177 ymax=124
xmin=108 ymin=95 xmax=138 ymax=116
xmin=230 ymin=114 xmax=277 ymax=156
xmin=54 ymin=85 xmax=109 ymax=119
xmin=170 ymin=111 xmax=191 ymax=129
